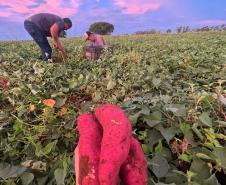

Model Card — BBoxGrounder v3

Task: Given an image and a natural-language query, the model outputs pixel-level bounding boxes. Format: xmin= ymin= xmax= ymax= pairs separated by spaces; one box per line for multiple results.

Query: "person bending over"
xmin=24 ymin=13 xmax=72 ymax=61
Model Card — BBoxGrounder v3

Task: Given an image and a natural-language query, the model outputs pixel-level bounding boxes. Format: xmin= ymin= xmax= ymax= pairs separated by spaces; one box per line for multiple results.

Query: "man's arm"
xmin=50 ymin=23 xmax=65 ymax=53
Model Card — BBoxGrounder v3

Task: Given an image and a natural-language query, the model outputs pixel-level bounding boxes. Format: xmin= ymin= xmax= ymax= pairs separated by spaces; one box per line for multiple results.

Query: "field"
xmin=0 ymin=32 xmax=226 ymax=185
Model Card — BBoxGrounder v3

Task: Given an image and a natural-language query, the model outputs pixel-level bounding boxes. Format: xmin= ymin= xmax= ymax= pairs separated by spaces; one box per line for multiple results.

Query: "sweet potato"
xmin=120 ymin=137 xmax=148 ymax=185
xmin=94 ymin=104 xmax=132 ymax=185
xmin=74 ymin=113 xmax=102 ymax=185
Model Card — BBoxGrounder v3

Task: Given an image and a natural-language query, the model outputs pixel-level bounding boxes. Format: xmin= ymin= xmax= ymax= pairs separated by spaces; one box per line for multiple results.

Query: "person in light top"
xmin=84 ymin=31 xmax=106 ymax=47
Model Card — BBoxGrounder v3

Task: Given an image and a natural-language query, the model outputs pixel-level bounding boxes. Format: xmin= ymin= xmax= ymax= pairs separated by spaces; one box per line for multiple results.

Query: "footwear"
xmin=47 ymin=59 xmax=53 ymax=63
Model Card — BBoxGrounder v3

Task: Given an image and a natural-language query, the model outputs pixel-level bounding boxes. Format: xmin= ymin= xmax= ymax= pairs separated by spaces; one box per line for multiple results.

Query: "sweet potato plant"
xmin=0 ymin=32 xmax=226 ymax=184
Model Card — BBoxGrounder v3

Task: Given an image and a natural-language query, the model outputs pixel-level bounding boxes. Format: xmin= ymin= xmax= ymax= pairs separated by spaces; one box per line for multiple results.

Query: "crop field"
xmin=0 ymin=32 xmax=226 ymax=185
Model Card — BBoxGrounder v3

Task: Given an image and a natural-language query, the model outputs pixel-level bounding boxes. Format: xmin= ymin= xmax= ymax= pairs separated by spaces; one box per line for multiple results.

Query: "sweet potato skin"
xmin=74 ymin=104 xmax=148 ymax=185
xmin=120 ymin=137 xmax=148 ymax=185
xmin=94 ymin=104 xmax=132 ymax=185
xmin=74 ymin=113 xmax=102 ymax=185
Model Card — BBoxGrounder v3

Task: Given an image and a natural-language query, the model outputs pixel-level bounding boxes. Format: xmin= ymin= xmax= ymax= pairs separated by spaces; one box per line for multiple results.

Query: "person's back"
xmin=92 ymin=34 xmax=106 ymax=47
xmin=27 ymin=13 xmax=65 ymax=36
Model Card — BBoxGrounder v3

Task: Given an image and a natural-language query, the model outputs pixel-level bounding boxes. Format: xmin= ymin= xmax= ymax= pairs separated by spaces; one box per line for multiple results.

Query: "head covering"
xmin=83 ymin=31 xmax=94 ymax=41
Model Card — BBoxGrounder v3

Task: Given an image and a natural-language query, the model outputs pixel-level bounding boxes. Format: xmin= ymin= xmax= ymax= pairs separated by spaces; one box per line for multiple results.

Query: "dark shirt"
xmin=27 ymin=13 xmax=64 ymax=36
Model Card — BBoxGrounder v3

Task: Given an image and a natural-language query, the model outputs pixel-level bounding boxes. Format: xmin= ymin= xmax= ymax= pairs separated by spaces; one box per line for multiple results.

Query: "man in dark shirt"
xmin=24 ymin=13 xmax=72 ymax=61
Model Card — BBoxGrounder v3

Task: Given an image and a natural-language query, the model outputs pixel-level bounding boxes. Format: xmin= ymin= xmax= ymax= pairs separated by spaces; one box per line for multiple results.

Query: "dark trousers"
xmin=24 ymin=20 xmax=52 ymax=60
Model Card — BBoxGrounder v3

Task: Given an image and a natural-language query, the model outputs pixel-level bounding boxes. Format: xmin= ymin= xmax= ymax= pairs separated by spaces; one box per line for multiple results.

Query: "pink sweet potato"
xmin=74 ymin=113 xmax=102 ymax=185
xmin=120 ymin=137 xmax=148 ymax=185
xmin=94 ymin=104 xmax=132 ymax=185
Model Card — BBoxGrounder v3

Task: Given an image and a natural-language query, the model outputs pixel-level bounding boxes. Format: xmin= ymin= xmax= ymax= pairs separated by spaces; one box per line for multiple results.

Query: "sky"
xmin=0 ymin=0 xmax=226 ymax=40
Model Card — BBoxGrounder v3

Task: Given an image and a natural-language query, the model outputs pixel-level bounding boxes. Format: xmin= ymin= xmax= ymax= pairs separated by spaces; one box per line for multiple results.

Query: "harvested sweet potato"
xmin=74 ymin=104 xmax=148 ymax=185
xmin=120 ymin=137 xmax=148 ymax=185
xmin=94 ymin=104 xmax=132 ymax=185
xmin=74 ymin=113 xmax=102 ymax=185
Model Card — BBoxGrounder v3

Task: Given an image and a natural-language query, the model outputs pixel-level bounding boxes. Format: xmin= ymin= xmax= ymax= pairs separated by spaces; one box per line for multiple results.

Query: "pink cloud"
xmin=0 ymin=0 xmax=80 ymax=21
xmin=0 ymin=11 xmax=12 ymax=17
xmin=114 ymin=0 xmax=162 ymax=14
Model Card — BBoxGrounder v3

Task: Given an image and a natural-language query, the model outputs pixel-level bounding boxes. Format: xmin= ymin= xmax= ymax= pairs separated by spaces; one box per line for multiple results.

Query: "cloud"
xmin=113 ymin=0 xmax=162 ymax=14
xmin=0 ymin=11 xmax=12 ymax=17
xmin=0 ymin=0 xmax=80 ymax=21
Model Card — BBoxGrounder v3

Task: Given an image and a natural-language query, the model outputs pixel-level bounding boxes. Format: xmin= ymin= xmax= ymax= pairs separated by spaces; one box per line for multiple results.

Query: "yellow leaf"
xmin=30 ymin=104 xmax=36 ymax=112
xmin=43 ymin=99 xmax=56 ymax=108
xmin=43 ymin=108 xmax=49 ymax=115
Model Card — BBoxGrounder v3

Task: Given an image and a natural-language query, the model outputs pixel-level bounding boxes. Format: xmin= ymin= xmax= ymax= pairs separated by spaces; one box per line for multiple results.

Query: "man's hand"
xmin=54 ymin=43 xmax=65 ymax=53
xmin=51 ymin=23 xmax=66 ymax=55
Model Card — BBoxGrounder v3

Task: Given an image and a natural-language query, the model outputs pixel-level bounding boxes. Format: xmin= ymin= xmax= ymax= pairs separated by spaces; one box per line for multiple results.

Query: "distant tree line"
xmin=133 ymin=24 xmax=226 ymax=35
xmin=175 ymin=24 xmax=226 ymax=33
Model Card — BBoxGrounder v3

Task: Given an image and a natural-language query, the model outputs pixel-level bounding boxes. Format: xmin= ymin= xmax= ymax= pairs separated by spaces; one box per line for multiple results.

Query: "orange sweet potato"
xmin=94 ymin=104 xmax=132 ymax=185
xmin=74 ymin=113 xmax=102 ymax=185
xmin=120 ymin=137 xmax=148 ymax=185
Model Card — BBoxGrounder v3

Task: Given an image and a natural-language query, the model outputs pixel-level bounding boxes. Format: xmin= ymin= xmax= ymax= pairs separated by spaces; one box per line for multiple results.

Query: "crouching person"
xmin=24 ymin=13 xmax=72 ymax=61
xmin=83 ymin=31 xmax=112 ymax=60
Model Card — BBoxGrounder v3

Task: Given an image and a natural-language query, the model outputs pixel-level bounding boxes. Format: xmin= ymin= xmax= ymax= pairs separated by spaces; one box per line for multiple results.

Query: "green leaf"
xmin=154 ymin=140 xmax=163 ymax=153
xmin=152 ymin=77 xmax=162 ymax=88
xmin=156 ymin=125 xmax=181 ymax=144
xmin=214 ymin=120 xmax=226 ymax=127
xmin=179 ymin=122 xmax=191 ymax=135
xmin=129 ymin=112 xmax=140 ymax=125
xmin=55 ymin=97 xmax=67 ymax=108
xmin=154 ymin=183 xmax=176 ymax=185
xmin=195 ymin=153 xmax=212 ymax=161
xmin=142 ymin=144 xmax=150 ymax=154
xmin=201 ymin=174 xmax=220 ymax=185
xmin=37 ymin=176 xmax=48 ymax=185
xmin=43 ymin=141 xmax=56 ymax=155
xmin=148 ymin=129 xmax=163 ymax=151
xmin=199 ymin=112 xmax=212 ymax=127
xmin=165 ymin=104 xmax=186 ymax=117
xmin=35 ymin=142 xmax=42 ymax=157
xmin=190 ymin=157 xmax=211 ymax=179
xmin=13 ymin=118 xmax=23 ymax=134
xmin=21 ymin=172 xmax=34 ymax=185
xmin=192 ymin=124 xmax=204 ymax=141
xmin=140 ymin=106 xmax=150 ymax=115
xmin=179 ymin=154 xmax=191 ymax=163
xmin=68 ymin=79 xmax=79 ymax=89
xmin=151 ymin=155 xmax=170 ymax=178
xmin=165 ymin=171 xmax=187 ymax=184
xmin=213 ymin=147 xmax=226 ymax=170
xmin=0 ymin=163 xmax=26 ymax=180
xmin=54 ymin=168 xmax=66 ymax=185
xmin=27 ymin=84 xmax=40 ymax=95
xmin=144 ymin=111 xmax=162 ymax=127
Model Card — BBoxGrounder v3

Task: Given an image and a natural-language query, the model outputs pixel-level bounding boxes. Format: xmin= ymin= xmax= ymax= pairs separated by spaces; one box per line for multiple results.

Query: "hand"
xmin=54 ymin=44 xmax=65 ymax=55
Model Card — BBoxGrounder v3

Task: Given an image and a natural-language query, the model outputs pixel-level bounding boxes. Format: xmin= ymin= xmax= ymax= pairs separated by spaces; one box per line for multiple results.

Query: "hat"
xmin=83 ymin=31 xmax=94 ymax=41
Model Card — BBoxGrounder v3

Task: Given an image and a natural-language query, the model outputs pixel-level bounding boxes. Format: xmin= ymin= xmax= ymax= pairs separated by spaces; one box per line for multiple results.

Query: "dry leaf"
xmin=29 ymin=104 xmax=36 ymax=112
xmin=57 ymin=107 xmax=68 ymax=117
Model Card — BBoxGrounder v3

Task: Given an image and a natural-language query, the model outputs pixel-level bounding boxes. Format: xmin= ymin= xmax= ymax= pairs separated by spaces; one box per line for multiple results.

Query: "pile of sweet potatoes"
xmin=74 ymin=104 xmax=147 ymax=185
